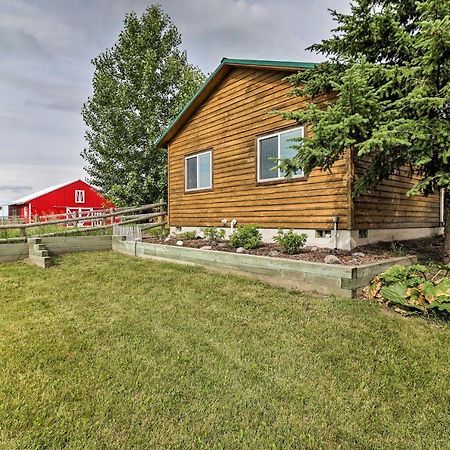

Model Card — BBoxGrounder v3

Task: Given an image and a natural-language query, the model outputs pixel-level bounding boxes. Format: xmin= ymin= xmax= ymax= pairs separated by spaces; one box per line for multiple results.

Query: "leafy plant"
xmin=202 ymin=227 xmax=225 ymax=242
xmin=146 ymin=227 xmax=169 ymax=239
xmin=176 ymin=231 xmax=197 ymax=240
xmin=230 ymin=225 xmax=262 ymax=250
xmin=363 ymin=263 xmax=450 ymax=319
xmin=273 ymin=229 xmax=307 ymax=255
xmin=390 ymin=241 xmax=407 ymax=257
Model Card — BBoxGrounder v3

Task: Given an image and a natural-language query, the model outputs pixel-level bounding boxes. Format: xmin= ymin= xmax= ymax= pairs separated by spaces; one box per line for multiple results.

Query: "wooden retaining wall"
xmin=112 ymin=238 xmax=416 ymax=298
xmin=0 ymin=236 xmax=113 ymax=264
xmin=42 ymin=236 xmax=112 ymax=255
xmin=0 ymin=243 xmax=29 ymax=263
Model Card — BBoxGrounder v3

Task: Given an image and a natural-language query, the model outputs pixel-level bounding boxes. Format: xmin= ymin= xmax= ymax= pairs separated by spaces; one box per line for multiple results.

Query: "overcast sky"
xmin=0 ymin=0 xmax=350 ymax=204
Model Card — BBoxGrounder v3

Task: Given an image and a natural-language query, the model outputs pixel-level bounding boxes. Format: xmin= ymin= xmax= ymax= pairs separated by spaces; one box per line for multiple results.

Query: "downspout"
xmin=440 ymin=188 xmax=445 ymax=227
xmin=333 ymin=215 xmax=340 ymax=250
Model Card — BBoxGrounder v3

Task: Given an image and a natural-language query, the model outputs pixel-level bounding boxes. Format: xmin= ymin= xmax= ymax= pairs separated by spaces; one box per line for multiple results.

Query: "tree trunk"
xmin=444 ymin=191 xmax=450 ymax=264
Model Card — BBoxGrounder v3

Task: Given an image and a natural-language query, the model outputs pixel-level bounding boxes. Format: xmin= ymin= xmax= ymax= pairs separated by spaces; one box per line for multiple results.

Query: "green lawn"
xmin=0 ymin=252 xmax=449 ymax=449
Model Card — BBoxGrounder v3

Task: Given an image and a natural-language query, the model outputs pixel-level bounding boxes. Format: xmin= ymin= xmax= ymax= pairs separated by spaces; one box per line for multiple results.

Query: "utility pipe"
xmin=332 ymin=215 xmax=340 ymax=250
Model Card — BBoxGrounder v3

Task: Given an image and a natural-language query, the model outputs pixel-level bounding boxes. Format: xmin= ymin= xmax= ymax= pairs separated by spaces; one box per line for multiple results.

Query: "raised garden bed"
xmin=143 ymin=236 xmax=395 ymax=266
xmin=114 ymin=237 xmax=416 ymax=298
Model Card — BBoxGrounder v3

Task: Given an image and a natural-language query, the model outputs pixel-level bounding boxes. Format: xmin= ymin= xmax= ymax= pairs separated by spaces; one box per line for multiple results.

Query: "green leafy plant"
xmin=230 ymin=225 xmax=262 ymax=250
xmin=390 ymin=241 xmax=407 ymax=257
xmin=364 ymin=263 xmax=450 ymax=319
xmin=273 ymin=229 xmax=307 ymax=255
xmin=202 ymin=227 xmax=225 ymax=242
xmin=146 ymin=227 xmax=169 ymax=239
xmin=176 ymin=231 xmax=198 ymax=240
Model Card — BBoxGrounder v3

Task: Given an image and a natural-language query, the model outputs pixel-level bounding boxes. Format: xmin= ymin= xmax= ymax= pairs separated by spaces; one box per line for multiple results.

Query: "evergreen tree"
xmin=82 ymin=5 xmax=205 ymax=206
xmin=281 ymin=0 xmax=450 ymax=260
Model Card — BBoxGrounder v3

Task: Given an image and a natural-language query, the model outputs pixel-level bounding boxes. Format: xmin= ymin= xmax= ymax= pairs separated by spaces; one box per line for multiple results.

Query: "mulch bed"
xmin=353 ymin=235 xmax=444 ymax=264
xmin=142 ymin=236 xmax=397 ymax=266
xmin=143 ymin=235 xmax=445 ymax=265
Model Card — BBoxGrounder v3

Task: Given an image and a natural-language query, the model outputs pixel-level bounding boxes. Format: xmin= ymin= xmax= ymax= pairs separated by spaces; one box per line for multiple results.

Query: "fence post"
xmin=158 ymin=198 xmax=166 ymax=236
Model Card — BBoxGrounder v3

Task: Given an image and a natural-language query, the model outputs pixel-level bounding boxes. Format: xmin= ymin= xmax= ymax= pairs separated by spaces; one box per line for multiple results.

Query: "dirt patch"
xmin=355 ymin=235 xmax=443 ymax=264
xmin=142 ymin=236 xmax=397 ymax=266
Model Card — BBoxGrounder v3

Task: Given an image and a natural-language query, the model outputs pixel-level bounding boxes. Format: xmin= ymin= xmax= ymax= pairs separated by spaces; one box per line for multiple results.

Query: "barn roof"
xmin=156 ymin=58 xmax=316 ymax=148
xmin=10 ymin=179 xmax=84 ymax=205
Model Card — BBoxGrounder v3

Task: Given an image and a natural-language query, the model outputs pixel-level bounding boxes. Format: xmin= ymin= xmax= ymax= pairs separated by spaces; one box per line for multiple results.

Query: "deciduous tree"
xmin=82 ymin=5 xmax=205 ymax=206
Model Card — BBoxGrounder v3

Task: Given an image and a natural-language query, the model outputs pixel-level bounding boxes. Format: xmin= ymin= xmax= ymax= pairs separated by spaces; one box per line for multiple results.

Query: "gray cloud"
xmin=0 ymin=0 xmax=350 ymax=204
xmin=0 ymin=185 xmax=32 ymax=192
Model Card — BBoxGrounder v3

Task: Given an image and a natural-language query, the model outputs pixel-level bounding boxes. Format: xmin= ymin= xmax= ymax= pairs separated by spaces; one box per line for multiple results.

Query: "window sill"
xmin=256 ymin=176 xmax=308 ymax=187
xmin=184 ymin=188 xmax=214 ymax=195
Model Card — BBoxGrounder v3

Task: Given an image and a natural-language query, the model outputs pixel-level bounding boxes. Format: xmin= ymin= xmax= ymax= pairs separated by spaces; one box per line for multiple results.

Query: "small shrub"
xmin=363 ymin=263 xmax=450 ymax=319
xmin=202 ymin=227 xmax=225 ymax=242
xmin=176 ymin=231 xmax=197 ymax=240
xmin=390 ymin=241 xmax=407 ymax=257
xmin=230 ymin=225 xmax=262 ymax=250
xmin=273 ymin=229 xmax=307 ymax=255
xmin=146 ymin=227 xmax=169 ymax=239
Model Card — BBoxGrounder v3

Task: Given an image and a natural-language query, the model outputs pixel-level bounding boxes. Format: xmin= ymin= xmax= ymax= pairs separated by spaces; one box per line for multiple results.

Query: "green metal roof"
xmin=221 ymin=58 xmax=316 ymax=70
xmin=156 ymin=58 xmax=316 ymax=148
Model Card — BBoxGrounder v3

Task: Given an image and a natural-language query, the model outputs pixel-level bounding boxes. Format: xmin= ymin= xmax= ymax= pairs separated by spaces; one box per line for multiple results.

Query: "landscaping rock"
xmin=268 ymin=250 xmax=280 ymax=257
xmin=218 ymin=242 xmax=228 ymax=248
xmin=164 ymin=237 xmax=171 ymax=242
xmin=310 ymin=246 xmax=319 ymax=252
xmin=236 ymin=247 xmax=245 ymax=253
xmin=200 ymin=245 xmax=212 ymax=250
xmin=176 ymin=240 xmax=184 ymax=246
xmin=352 ymin=252 xmax=366 ymax=257
xmin=324 ymin=254 xmax=341 ymax=264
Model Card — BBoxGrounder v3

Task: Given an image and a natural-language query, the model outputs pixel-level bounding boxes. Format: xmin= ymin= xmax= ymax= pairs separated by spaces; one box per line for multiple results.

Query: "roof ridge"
xmin=10 ymin=179 xmax=87 ymax=205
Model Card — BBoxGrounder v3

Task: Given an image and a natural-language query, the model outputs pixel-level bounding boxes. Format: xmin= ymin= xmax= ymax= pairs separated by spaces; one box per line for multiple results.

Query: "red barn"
xmin=8 ymin=180 xmax=114 ymax=221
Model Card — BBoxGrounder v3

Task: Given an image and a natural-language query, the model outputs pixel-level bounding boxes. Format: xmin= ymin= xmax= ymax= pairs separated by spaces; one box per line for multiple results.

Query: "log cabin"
xmin=157 ymin=58 xmax=442 ymax=250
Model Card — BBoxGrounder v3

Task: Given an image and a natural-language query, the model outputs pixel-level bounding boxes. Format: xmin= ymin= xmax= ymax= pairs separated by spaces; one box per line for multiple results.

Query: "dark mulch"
xmin=143 ymin=236 xmax=397 ymax=266
xmin=355 ymin=235 xmax=444 ymax=264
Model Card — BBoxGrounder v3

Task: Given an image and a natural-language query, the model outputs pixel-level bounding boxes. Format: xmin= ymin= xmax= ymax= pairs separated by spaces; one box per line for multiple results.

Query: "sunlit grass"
xmin=0 ymin=252 xmax=449 ymax=449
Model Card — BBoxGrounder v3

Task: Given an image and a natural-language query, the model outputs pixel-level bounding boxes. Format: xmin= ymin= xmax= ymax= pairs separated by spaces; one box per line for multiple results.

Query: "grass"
xmin=1 ymin=252 xmax=449 ymax=449
xmin=0 ymin=225 xmax=112 ymax=240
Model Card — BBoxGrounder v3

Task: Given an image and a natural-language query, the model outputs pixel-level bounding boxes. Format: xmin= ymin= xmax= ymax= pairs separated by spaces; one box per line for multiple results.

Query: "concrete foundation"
xmin=170 ymin=226 xmax=443 ymax=251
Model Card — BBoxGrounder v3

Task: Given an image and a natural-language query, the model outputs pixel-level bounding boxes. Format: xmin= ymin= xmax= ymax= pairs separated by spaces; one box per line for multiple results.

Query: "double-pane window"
xmin=258 ymin=127 xmax=304 ymax=181
xmin=185 ymin=151 xmax=212 ymax=191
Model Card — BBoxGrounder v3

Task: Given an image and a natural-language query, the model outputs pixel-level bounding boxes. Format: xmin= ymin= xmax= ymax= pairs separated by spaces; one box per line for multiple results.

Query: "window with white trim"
xmin=185 ymin=150 xmax=212 ymax=191
xmin=75 ymin=190 xmax=85 ymax=203
xmin=257 ymin=127 xmax=304 ymax=182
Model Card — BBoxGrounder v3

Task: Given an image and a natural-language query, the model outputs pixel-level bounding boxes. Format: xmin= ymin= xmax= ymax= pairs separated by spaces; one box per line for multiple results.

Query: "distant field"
xmin=0 ymin=252 xmax=449 ymax=449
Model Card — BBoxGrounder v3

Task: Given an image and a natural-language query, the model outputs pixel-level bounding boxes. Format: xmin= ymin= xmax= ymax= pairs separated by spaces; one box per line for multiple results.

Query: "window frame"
xmin=256 ymin=126 xmax=305 ymax=183
xmin=75 ymin=190 xmax=85 ymax=204
xmin=184 ymin=150 xmax=213 ymax=193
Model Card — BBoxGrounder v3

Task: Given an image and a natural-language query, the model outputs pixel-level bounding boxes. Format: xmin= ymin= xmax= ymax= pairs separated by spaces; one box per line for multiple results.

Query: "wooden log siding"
xmin=168 ymin=67 xmax=348 ymax=230
xmin=353 ymin=159 xmax=440 ymax=229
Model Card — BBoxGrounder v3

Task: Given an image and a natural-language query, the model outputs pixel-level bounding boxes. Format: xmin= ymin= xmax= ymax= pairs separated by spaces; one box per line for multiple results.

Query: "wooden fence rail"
xmin=0 ymin=202 xmax=167 ymax=242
